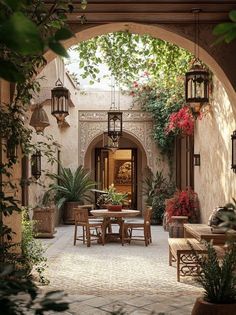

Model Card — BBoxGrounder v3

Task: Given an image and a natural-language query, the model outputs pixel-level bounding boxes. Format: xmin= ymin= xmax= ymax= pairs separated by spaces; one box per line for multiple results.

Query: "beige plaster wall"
xmin=194 ymin=76 xmax=236 ymax=224
xmin=28 ymin=59 xmax=169 ymax=216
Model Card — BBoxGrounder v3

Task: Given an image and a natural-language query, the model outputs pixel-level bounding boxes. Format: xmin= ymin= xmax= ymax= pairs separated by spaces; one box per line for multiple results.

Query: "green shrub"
xmin=21 ymin=208 xmax=48 ymax=284
xmin=143 ymin=169 xmax=175 ymax=223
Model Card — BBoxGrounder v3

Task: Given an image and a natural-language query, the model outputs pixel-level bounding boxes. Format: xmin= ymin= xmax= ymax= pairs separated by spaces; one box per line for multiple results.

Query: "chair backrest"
xmin=74 ymin=207 xmax=89 ymax=224
xmin=144 ymin=206 xmax=152 ymax=224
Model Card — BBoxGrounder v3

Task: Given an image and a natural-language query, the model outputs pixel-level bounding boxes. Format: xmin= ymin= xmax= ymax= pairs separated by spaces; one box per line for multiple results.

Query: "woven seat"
xmin=124 ymin=207 xmax=152 ymax=246
xmin=73 ymin=206 xmax=104 ymax=247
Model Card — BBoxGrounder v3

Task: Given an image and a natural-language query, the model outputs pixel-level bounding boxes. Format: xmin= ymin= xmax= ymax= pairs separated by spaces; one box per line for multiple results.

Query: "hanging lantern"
xmin=231 ymin=130 xmax=236 ymax=173
xmin=108 ymin=111 xmax=123 ymax=142
xmin=31 ymin=150 xmax=41 ymax=180
xmin=30 ymin=104 xmax=50 ymax=134
xmin=185 ymin=9 xmax=210 ymax=117
xmin=51 ymin=79 xmax=69 ymax=123
xmin=185 ymin=60 xmax=209 ymax=114
xmin=103 ymin=132 xmax=119 ymax=153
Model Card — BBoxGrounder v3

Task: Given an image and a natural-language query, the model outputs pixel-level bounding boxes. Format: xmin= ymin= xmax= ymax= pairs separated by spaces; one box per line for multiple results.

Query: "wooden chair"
xmin=124 ymin=207 xmax=152 ymax=246
xmin=73 ymin=206 xmax=103 ymax=247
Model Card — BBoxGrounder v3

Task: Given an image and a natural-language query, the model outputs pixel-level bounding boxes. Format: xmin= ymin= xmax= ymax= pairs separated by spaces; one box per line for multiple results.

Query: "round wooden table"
xmin=90 ymin=209 xmax=140 ymax=245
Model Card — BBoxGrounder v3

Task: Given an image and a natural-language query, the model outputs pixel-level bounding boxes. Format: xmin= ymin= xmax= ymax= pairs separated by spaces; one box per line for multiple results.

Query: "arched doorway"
xmin=84 ymin=131 xmax=149 ymax=211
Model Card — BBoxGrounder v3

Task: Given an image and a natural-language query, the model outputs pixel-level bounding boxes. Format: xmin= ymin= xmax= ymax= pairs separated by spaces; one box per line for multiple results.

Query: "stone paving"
xmin=41 ymin=224 xmax=202 ymax=314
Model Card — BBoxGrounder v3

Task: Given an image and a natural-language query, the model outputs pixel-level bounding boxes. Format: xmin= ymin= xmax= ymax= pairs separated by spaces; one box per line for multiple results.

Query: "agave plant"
xmin=45 ymin=165 xmax=95 ymax=209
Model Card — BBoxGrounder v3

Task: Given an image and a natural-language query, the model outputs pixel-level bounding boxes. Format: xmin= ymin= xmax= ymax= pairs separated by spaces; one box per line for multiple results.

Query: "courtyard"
xmin=41 ymin=225 xmax=201 ymax=314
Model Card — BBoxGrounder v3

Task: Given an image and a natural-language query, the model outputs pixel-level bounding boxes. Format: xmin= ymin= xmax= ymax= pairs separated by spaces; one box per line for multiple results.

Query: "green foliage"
xmin=97 ymin=185 xmax=128 ymax=206
xmin=0 ymin=265 xmax=69 ymax=315
xmin=0 ymin=0 xmax=75 ymax=82
xmin=21 ymin=208 xmax=49 ymax=284
xmin=190 ymin=241 xmax=236 ymax=304
xmin=131 ymin=80 xmax=185 ymax=158
xmin=213 ymin=10 xmax=236 ymax=44
xmin=45 ymin=165 xmax=96 ymax=209
xmin=72 ymin=31 xmax=192 ymax=87
xmin=143 ymin=169 xmax=175 ymax=223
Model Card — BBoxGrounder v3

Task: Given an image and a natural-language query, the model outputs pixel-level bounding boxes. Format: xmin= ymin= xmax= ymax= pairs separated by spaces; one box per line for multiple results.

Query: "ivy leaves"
xmin=213 ymin=10 xmax=236 ymax=44
xmin=73 ymin=31 xmax=192 ymax=87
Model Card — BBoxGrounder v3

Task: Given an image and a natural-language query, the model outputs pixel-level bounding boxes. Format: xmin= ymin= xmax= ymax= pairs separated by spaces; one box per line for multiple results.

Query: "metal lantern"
xmin=108 ymin=111 xmax=122 ymax=142
xmin=29 ymin=104 xmax=50 ymax=134
xmin=51 ymin=79 xmax=69 ymax=123
xmin=185 ymin=61 xmax=209 ymax=107
xmin=103 ymin=132 xmax=119 ymax=153
xmin=193 ymin=154 xmax=201 ymax=166
xmin=231 ymin=130 xmax=236 ymax=173
xmin=7 ymin=139 xmax=18 ymax=160
xmin=31 ymin=150 xmax=41 ymax=180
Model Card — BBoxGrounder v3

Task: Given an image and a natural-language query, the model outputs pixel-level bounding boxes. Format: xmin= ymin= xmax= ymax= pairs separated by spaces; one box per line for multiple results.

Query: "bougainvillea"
xmin=165 ymin=106 xmax=195 ymax=136
xmin=165 ymin=187 xmax=199 ymax=223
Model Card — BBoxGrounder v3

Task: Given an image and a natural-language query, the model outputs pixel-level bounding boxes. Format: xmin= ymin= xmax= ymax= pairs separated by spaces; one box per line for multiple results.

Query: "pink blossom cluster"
xmin=166 ymin=106 xmax=194 ymax=136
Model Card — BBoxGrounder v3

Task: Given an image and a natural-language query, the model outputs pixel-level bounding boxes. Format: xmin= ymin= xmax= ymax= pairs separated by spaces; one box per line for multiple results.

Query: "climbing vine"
xmin=71 ymin=31 xmax=192 ymax=87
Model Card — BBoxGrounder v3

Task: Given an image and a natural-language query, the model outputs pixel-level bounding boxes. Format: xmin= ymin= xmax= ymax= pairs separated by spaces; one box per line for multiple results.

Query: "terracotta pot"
xmin=191 ymin=297 xmax=236 ymax=315
xmin=63 ymin=201 xmax=82 ymax=224
xmin=107 ymin=204 xmax=122 ymax=211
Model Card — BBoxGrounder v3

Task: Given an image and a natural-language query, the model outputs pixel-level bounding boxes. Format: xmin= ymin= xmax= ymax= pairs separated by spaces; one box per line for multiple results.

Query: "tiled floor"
xmin=41 ymin=224 xmax=202 ymax=314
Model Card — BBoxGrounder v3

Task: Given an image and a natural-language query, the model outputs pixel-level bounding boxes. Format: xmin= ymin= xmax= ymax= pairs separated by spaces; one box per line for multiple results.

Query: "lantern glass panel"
xmin=108 ymin=111 xmax=122 ymax=136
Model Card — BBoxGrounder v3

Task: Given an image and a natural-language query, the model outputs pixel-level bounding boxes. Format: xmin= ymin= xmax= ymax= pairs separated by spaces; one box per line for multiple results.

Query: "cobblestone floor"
xmin=41 ymin=224 xmax=202 ymax=314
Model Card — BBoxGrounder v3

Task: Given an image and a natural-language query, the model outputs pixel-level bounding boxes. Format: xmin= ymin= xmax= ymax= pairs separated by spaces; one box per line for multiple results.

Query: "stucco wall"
xmin=28 ymin=59 xmax=169 ymax=216
xmin=194 ymin=76 xmax=236 ymax=224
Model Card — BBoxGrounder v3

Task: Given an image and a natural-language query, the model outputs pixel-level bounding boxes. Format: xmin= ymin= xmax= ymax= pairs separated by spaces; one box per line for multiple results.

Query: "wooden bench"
xmin=168 ymin=238 xmax=226 ymax=282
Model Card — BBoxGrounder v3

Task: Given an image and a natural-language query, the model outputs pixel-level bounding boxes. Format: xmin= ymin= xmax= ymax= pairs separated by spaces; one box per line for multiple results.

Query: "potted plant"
xmin=143 ymin=169 xmax=175 ymax=225
xmin=97 ymin=184 xmax=128 ymax=211
xmin=165 ymin=187 xmax=199 ymax=237
xmin=45 ymin=165 xmax=95 ymax=224
xmin=190 ymin=240 xmax=236 ymax=315
xmin=32 ymin=191 xmax=56 ymax=238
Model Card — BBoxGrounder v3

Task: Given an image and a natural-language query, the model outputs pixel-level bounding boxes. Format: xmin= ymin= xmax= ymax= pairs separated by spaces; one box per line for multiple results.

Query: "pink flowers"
xmin=165 ymin=106 xmax=194 ymax=136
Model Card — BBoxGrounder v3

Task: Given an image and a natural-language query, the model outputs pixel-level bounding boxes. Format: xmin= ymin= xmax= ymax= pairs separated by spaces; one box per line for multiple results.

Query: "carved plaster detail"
xmin=78 ymin=111 xmax=154 ymax=168
xmin=79 ymin=110 xmax=152 ymax=122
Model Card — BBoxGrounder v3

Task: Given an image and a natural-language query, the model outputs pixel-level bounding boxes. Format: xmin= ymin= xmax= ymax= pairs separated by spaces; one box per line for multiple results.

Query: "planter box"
xmin=33 ymin=206 xmax=56 ymax=238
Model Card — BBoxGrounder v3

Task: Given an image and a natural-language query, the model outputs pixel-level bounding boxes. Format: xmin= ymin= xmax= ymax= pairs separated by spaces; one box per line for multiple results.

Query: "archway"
xmin=44 ymin=22 xmax=236 ymax=106
xmin=84 ymin=130 xmax=149 ymax=211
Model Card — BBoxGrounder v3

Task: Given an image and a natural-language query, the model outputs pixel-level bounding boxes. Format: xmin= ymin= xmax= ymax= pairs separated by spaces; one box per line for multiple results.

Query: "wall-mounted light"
xmin=30 ymin=104 xmax=50 ymax=134
xmin=51 ymin=79 xmax=69 ymax=124
xmin=31 ymin=150 xmax=41 ymax=180
xmin=6 ymin=138 xmax=18 ymax=161
xmin=194 ymin=153 xmax=201 ymax=166
xmin=231 ymin=130 xmax=236 ymax=173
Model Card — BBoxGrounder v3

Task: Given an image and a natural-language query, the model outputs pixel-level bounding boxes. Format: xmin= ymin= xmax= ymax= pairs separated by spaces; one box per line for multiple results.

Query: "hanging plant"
xmin=165 ymin=106 xmax=195 ymax=136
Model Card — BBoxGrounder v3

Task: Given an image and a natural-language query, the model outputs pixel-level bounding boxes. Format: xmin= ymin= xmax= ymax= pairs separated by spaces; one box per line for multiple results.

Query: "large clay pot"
xmin=33 ymin=206 xmax=55 ymax=238
xmin=191 ymin=297 xmax=236 ymax=315
xmin=63 ymin=201 xmax=82 ymax=224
